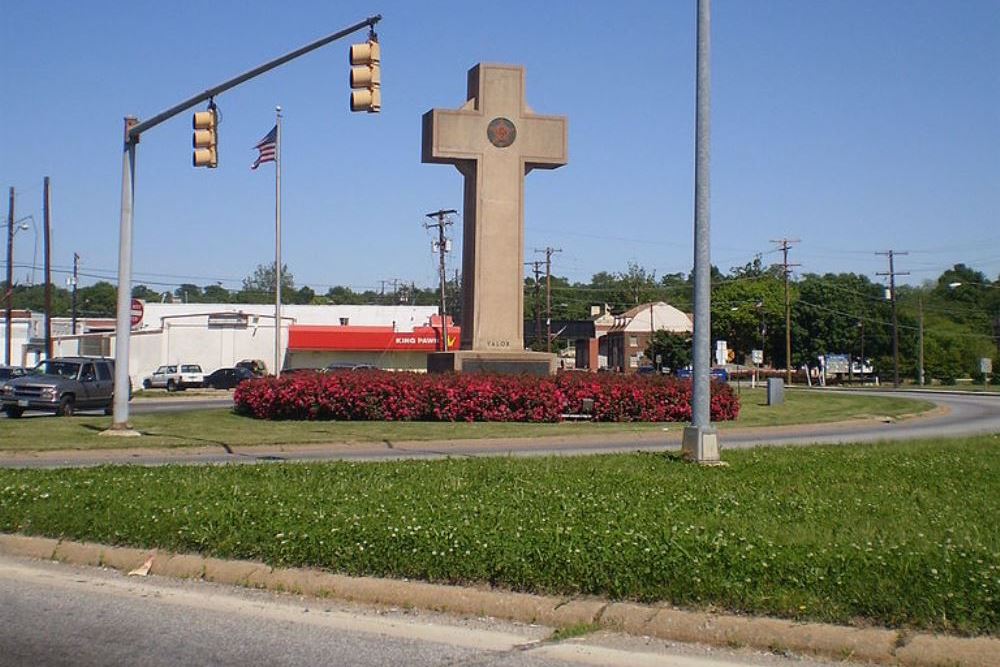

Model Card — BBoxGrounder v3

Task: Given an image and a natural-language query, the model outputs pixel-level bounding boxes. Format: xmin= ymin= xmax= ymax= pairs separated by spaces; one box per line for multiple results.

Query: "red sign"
xmin=130 ymin=298 xmax=144 ymax=327
xmin=288 ymin=325 xmax=459 ymax=352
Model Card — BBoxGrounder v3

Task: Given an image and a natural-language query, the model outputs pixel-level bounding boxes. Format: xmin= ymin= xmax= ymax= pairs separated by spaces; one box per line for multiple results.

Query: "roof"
xmin=607 ymin=302 xmax=693 ymax=334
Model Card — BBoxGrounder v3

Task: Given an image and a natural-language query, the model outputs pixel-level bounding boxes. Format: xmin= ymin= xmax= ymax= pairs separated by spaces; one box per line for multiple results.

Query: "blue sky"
xmin=2 ymin=0 xmax=998 ymax=296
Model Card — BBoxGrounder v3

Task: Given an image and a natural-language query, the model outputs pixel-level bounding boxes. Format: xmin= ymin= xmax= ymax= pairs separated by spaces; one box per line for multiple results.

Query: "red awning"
xmin=287 ymin=325 xmax=459 ymax=352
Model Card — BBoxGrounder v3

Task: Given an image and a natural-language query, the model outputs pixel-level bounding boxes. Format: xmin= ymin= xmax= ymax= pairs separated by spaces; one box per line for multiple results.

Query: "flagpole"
xmin=274 ymin=106 xmax=282 ymax=377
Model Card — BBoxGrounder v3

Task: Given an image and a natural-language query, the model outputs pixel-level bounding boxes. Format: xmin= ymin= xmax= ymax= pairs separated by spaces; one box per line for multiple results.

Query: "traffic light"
xmin=349 ymin=39 xmax=380 ymax=113
xmin=192 ymin=107 xmax=218 ymax=168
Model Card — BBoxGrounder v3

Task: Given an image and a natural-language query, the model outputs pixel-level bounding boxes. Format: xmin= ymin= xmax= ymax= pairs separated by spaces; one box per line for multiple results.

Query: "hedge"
xmin=233 ymin=371 xmax=740 ymax=423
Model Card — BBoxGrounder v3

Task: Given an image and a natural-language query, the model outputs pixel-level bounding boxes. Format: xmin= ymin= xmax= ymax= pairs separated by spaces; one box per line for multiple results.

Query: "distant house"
xmin=604 ymin=302 xmax=693 ymax=372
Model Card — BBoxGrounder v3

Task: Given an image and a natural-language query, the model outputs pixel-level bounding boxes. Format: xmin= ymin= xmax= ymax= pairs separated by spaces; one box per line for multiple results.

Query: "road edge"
xmin=1 ymin=533 xmax=995 ymax=667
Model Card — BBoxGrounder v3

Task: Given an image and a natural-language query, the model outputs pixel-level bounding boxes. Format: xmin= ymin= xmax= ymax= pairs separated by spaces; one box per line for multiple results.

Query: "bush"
xmin=234 ymin=371 xmax=740 ymax=423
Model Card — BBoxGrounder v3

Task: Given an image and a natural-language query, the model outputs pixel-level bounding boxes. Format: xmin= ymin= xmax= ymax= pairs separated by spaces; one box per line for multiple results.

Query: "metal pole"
xmin=545 ymin=249 xmax=553 ymax=353
xmin=111 ymin=118 xmax=138 ymax=430
xmin=43 ymin=177 xmax=52 ymax=360
xmin=274 ymin=106 xmax=282 ymax=376
xmin=681 ymin=0 xmax=721 ymax=464
xmin=126 ymin=16 xmax=381 ymax=141
xmin=4 ymin=187 xmax=13 ymax=366
xmin=691 ymin=0 xmax=712 ymax=432
xmin=71 ymin=253 xmax=79 ymax=335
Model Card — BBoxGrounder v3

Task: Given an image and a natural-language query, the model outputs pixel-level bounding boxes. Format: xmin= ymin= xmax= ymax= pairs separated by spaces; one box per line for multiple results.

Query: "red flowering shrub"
xmin=233 ymin=371 xmax=740 ymax=423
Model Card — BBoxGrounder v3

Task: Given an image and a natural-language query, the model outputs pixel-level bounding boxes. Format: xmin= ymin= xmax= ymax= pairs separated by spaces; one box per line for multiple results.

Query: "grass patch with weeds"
xmin=0 ymin=435 xmax=996 ymax=635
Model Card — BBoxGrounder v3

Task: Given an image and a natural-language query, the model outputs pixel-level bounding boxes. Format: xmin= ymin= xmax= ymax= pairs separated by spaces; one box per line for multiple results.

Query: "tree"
xmin=646 ymin=330 xmax=691 ymax=372
xmin=202 ymin=284 xmax=231 ymax=303
xmin=131 ymin=284 xmax=160 ymax=301
xmin=238 ymin=262 xmax=295 ymax=303
xmin=76 ymin=282 xmax=118 ymax=317
xmin=174 ymin=283 xmax=202 ymax=303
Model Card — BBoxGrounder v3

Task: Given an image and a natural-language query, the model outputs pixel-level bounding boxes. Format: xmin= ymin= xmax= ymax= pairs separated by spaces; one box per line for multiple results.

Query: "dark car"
xmin=1 ymin=357 xmax=123 ymax=417
xmin=203 ymin=367 xmax=255 ymax=390
xmin=675 ymin=367 xmax=729 ymax=382
xmin=0 ymin=366 xmax=26 ymax=382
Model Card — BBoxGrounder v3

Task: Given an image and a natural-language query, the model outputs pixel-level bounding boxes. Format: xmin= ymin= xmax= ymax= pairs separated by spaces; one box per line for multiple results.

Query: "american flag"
xmin=251 ymin=125 xmax=277 ymax=170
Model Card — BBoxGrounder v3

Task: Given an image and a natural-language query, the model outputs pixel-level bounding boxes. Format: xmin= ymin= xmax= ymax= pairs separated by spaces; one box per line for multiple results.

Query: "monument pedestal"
xmin=428 ymin=350 xmax=557 ymax=376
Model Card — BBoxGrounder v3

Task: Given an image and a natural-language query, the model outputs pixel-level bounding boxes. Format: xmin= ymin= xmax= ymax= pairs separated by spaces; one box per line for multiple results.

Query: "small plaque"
xmin=487 ymin=117 xmax=516 ymax=148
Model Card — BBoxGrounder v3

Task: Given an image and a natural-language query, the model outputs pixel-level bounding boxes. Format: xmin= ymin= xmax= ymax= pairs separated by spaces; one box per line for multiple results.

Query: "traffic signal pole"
xmin=107 ymin=15 xmax=382 ymax=432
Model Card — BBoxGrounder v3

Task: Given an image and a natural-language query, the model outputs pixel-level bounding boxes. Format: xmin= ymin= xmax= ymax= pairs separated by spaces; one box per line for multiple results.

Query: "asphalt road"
xmin=0 ymin=554 xmax=842 ymax=667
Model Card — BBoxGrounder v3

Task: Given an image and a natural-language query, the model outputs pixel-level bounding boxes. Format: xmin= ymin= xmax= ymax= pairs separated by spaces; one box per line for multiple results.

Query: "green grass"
xmin=0 ymin=390 xmax=934 ymax=452
xmin=1 ymin=436 xmax=997 ymax=635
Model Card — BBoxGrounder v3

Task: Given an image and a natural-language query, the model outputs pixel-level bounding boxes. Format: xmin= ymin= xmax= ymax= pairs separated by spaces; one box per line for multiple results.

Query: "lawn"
xmin=0 ymin=436 xmax=996 ymax=635
xmin=0 ymin=389 xmax=934 ymax=452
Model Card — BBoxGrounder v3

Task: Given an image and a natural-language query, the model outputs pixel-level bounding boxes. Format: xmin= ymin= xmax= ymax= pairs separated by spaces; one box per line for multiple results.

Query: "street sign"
xmin=980 ymin=358 xmax=992 ymax=375
xmin=130 ymin=298 xmax=144 ymax=328
xmin=751 ymin=349 xmax=763 ymax=364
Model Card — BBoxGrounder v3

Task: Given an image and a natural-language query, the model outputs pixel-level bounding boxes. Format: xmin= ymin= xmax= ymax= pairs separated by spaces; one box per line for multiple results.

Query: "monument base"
xmin=427 ymin=350 xmax=557 ymax=376
xmin=681 ymin=425 xmax=726 ymax=465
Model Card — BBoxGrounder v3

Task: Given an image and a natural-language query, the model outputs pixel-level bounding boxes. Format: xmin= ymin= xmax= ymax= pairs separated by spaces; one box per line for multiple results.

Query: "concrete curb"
xmin=1 ymin=533 xmax=996 ymax=667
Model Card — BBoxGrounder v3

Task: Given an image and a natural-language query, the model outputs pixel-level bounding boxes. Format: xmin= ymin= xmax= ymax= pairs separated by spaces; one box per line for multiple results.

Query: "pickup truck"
xmin=1 ymin=356 xmax=124 ymax=417
xmin=142 ymin=364 xmax=204 ymax=391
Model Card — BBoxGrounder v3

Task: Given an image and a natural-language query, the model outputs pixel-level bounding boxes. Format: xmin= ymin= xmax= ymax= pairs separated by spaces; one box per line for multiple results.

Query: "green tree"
xmin=238 ymin=262 xmax=295 ymax=303
xmin=646 ymin=330 xmax=692 ymax=372
xmin=202 ymin=284 xmax=230 ymax=303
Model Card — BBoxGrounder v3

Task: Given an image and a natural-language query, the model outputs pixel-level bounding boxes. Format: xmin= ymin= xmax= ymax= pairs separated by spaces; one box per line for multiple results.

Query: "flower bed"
xmin=233 ymin=371 xmax=740 ymax=423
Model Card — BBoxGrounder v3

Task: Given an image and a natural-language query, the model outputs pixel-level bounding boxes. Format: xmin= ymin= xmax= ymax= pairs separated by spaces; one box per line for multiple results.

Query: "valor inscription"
xmin=487 ymin=117 xmax=516 ymax=148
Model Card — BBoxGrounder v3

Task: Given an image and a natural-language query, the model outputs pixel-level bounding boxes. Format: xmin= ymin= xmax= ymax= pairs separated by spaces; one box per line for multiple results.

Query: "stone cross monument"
xmin=422 ymin=64 xmax=568 ymax=374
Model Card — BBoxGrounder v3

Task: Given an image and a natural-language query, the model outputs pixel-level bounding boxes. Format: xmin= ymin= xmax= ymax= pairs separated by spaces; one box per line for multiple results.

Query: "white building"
xmin=3 ymin=302 xmax=445 ymax=386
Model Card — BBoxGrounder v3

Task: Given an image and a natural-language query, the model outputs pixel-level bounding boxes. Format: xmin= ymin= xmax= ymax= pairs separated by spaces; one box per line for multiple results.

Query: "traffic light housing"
xmin=192 ymin=108 xmax=218 ymax=168
xmin=349 ymin=39 xmax=380 ymax=113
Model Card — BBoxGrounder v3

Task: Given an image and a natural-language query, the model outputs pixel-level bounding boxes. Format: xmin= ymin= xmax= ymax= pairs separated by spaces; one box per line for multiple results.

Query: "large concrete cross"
xmin=422 ymin=64 xmax=568 ymax=352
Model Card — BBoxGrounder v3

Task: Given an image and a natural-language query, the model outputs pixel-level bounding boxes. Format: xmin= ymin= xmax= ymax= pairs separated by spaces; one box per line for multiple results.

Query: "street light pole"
xmin=682 ymin=0 xmax=721 ymax=464
xmin=424 ymin=209 xmax=456 ymax=352
xmin=4 ymin=187 xmax=13 ymax=367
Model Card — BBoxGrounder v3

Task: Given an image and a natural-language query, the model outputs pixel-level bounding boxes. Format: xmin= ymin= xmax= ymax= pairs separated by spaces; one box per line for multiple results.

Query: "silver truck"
xmin=1 ymin=356 xmax=125 ymax=418
xmin=142 ymin=364 xmax=204 ymax=391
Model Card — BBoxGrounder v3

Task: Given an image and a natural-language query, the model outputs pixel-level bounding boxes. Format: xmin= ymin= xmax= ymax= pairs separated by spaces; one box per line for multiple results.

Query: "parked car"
xmin=0 ymin=366 xmax=26 ymax=382
xmin=203 ymin=366 xmax=255 ymax=390
xmin=1 ymin=356 xmax=125 ymax=418
xmin=235 ymin=359 xmax=268 ymax=377
xmin=142 ymin=364 xmax=204 ymax=391
xmin=674 ymin=367 xmax=729 ymax=382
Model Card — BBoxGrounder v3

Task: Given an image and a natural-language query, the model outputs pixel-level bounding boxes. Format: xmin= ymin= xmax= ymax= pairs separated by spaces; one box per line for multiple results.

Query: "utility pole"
xmin=535 ymin=247 xmax=561 ymax=353
xmin=917 ymin=296 xmax=924 ymax=386
xmin=4 ymin=187 xmax=13 ymax=366
xmin=771 ymin=238 xmax=800 ymax=384
xmin=877 ymin=250 xmax=909 ymax=388
xmin=424 ymin=209 xmax=456 ymax=351
xmin=43 ymin=177 xmax=52 ymax=360
xmin=526 ymin=260 xmax=544 ymax=349
xmin=71 ymin=253 xmax=80 ymax=334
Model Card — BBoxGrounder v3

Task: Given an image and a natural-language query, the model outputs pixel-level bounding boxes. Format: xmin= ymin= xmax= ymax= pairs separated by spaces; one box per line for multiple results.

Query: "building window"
xmin=339 ymin=317 xmax=349 ymax=326
xmin=629 ymin=335 xmax=638 ymax=348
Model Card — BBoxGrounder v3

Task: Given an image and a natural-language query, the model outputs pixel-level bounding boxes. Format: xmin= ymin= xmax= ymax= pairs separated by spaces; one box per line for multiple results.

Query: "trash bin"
xmin=767 ymin=378 xmax=784 ymax=406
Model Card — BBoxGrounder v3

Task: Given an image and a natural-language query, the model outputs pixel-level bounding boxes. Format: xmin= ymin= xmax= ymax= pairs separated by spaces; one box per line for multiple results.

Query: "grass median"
xmin=0 ymin=389 xmax=934 ymax=452
xmin=0 ymin=435 xmax=996 ymax=635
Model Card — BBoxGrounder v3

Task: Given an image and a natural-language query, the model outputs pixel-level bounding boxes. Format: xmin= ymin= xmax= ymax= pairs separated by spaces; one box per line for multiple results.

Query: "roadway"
xmin=0 ymin=553 xmax=843 ymax=667
xmin=1 ymin=390 xmax=998 ymax=469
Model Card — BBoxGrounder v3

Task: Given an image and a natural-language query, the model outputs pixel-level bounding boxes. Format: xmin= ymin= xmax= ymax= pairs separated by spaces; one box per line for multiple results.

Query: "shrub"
xmin=233 ymin=371 xmax=740 ymax=423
